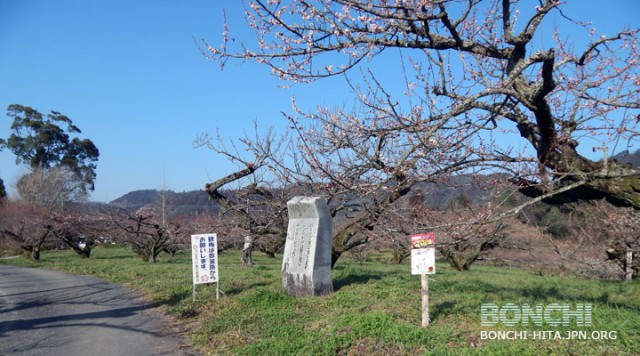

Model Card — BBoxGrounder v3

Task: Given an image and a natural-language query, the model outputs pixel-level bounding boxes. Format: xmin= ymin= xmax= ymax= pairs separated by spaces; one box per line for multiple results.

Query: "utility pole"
xmin=161 ymin=168 xmax=167 ymax=227
xmin=593 ymin=146 xmax=609 ymax=170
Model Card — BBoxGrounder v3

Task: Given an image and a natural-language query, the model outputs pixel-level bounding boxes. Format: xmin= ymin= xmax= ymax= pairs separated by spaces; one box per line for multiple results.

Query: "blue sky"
xmin=0 ymin=1 xmax=638 ymax=203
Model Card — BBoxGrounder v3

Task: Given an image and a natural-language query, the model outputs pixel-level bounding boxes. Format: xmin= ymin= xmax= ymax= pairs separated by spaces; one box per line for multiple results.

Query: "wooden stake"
xmin=421 ymin=274 xmax=429 ymax=327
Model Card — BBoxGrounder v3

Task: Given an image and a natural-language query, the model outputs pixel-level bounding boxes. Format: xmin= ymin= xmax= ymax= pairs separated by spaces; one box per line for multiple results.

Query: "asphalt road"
xmin=0 ymin=265 xmax=196 ymax=356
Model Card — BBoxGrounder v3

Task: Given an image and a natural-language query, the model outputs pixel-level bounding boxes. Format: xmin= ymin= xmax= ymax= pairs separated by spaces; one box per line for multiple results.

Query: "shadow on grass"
xmin=468 ymin=279 xmax=639 ymax=311
xmin=431 ymin=301 xmax=457 ymax=321
xmin=521 ymin=285 xmax=563 ymax=300
xmin=333 ymin=273 xmax=382 ymax=291
xmin=91 ymin=254 xmax=138 ymax=261
xmin=162 ymin=289 xmax=193 ymax=307
xmin=225 ymin=282 xmax=271 ymax=296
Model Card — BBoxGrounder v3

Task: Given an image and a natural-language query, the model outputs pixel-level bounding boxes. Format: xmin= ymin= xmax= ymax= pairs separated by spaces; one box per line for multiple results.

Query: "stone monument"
xmin=282 ymin=196 xmax=333 ymax=296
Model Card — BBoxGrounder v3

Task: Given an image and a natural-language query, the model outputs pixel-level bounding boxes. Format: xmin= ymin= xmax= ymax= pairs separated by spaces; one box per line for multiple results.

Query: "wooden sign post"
xmin=410 ymin=233 xmax=436 ymax=327
xmin=422 ymin=274 xmax=429 ymax=327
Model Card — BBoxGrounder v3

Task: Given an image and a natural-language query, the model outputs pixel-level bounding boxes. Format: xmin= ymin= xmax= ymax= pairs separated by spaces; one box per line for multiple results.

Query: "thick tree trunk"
xmin=391 ymin=249 xmax=410 ymax=264
xmin=21 ymin=246 xmax=41 ymax=261
xmin=517 ymin=162 xmax=640 ymax=209
xmin=606 ymin=244 xmax=638 ymax=281
xmin=21 ymin=237 xmax=48 ymax=261
xmin=590 ymin=168 xmax=640 ymax=208
xmin=505 ymin=43 xmax=640 ymax=211
xmin=446 ymin=253 xmax=477 ymax=271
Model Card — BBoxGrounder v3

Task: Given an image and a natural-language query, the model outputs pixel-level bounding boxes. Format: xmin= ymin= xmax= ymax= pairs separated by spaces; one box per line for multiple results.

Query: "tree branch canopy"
xmin=203 ymin=0 xmax=640 ymax=212
xmin=204 ymin=164 xmax=257 ymax=201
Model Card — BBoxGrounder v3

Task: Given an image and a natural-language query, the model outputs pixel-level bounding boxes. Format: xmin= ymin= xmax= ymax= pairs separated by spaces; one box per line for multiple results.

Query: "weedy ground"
xmin=3 ymin=247 xmax=639 ymax=355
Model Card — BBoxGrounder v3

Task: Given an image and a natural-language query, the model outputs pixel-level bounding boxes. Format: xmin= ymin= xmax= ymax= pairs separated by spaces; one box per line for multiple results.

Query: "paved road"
xmin=0 ymin=265 xmax=197 ymax=356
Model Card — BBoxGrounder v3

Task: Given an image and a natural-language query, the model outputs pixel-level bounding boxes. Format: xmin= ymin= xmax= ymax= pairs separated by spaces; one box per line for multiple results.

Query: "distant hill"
xmin=611 ymin=148 xmax=640 ymax=169
xmin=107 ymin=150 xmax=639 ymax=219
xmin=108 ymin=173 xmax=502 ymax=220
xmin=110 ymin=189 xmax=160 ymax=211
xmin=110 ymin=189 xmax=221 ymax=218
xmin=411 ymin=174 xmax=501 ymax=209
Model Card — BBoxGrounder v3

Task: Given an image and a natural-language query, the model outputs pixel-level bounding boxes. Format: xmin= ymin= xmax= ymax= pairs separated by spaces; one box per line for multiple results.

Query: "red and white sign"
xmin=410 ymin=233 xmax=436 ymax=275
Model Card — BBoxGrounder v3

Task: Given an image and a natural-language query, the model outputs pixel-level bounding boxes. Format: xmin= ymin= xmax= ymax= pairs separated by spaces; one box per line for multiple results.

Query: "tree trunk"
xmin=443 ymin=249 xmax=479 ymax=271
xmin=331 ymin=221 xmax=370 ymax=269
xmin=518 ymin=159 xmax=640 ymax=209
xmin=626 ymin=247 xmax=634 ymax=282
xmin=391 ymin=248 xmax=410 ymax=264
xmin=331 ymin=250 xmax=343 ymax=269
xmin=598 ymin=172 xmax=640 ymax=209
xmin=75 ymin=248 xmax=91 ymax=258
xmin=31 ymin=247 xmax=40 ymax=261
xmin=21 ymin=246 xmax=41 ymax=261
xmin=62 ymin=239 xmax=92 ymax=258
xmin=242 ymin=236 xmax=254 ymax=266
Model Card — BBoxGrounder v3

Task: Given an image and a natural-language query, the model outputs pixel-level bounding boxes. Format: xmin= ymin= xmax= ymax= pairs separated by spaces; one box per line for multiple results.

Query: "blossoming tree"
xmin=201 ymin=0 xmax=639 ymax=209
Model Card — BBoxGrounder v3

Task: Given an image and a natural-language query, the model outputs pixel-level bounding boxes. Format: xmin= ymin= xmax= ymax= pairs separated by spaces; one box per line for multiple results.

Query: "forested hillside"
xmin=110 ymin=189 xmax=220 ymax=218
xmin=109 ymin=174 xmax=503 ymax=215
xmin=611 ymin=149 xmax=640 ymax=168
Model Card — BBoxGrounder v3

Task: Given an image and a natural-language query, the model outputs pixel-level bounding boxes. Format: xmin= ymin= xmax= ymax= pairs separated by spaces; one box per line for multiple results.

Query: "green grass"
xmin=2 ymin=246 xmax=639 ymax=355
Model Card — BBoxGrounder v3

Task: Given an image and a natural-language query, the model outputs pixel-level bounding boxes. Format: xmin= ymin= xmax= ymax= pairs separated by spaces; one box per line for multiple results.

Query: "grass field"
xmin=2 ymin=246 xmax=639 ymax=355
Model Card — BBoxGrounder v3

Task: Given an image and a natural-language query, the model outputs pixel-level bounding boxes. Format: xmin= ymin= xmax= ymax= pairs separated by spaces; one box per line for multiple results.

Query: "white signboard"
xmin=191 ymin=234 xmax=219 ymax=284
xmin=411 ymin=248 xmax=436 ymax=275
xmin=410 ymin=232 xmax=436 ymax=275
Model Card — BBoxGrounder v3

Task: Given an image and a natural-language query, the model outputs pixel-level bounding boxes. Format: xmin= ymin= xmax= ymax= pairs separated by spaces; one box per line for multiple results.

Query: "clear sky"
xmin=0 ymin=1 xmax=638 ymax=203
